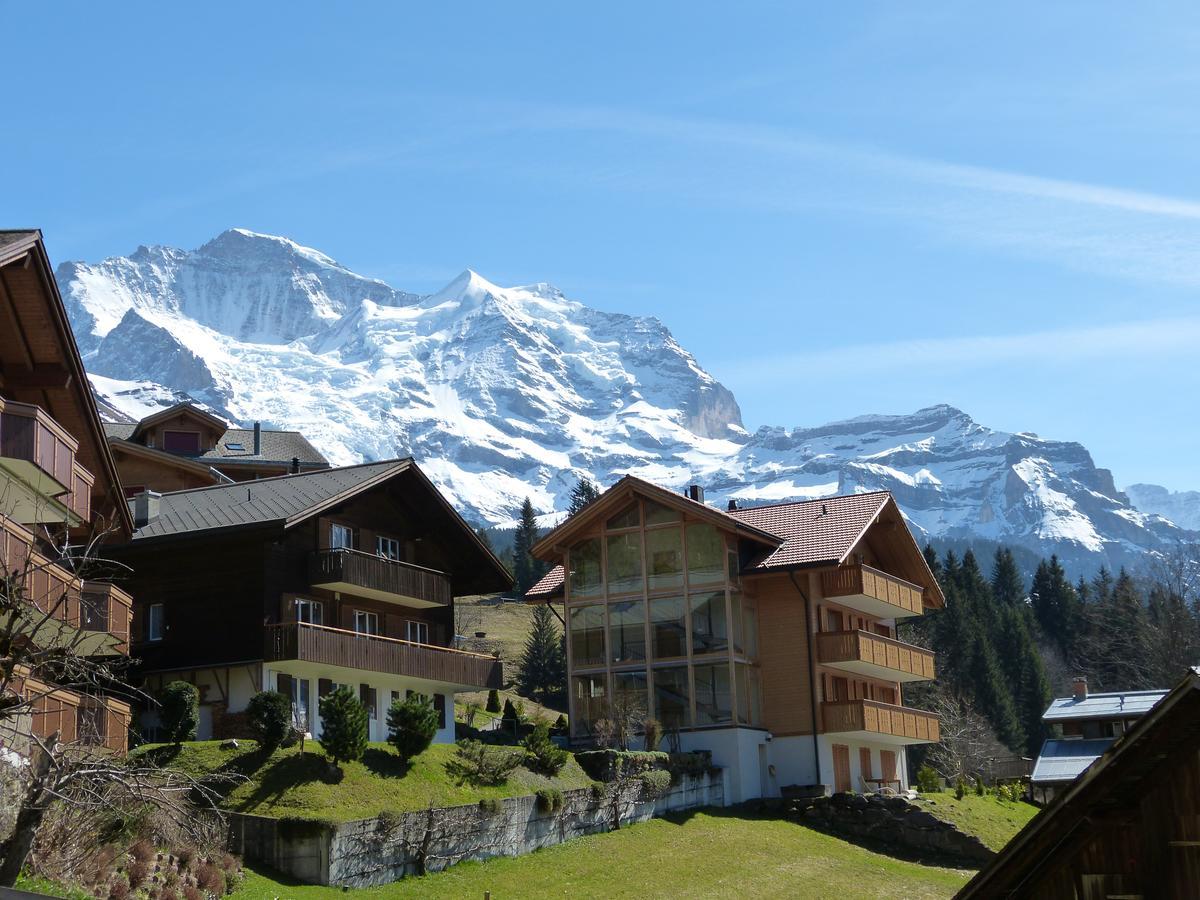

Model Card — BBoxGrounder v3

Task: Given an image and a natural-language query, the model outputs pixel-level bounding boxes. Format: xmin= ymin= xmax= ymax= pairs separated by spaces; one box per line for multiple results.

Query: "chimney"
xmin=727 ymin=499 xmax=739 ymax=512
xmin=131 ymin=491 xmax=161 ymax=529
xmin=686 ymin=484 xmax=705 ymax=503
xmin=1072 ymin=676 xmax=1088 ymax=702
xmin=253 ymin=422 xmax=262 ymax=455
xmin=291 ymin=456 xmax=300 ymax=474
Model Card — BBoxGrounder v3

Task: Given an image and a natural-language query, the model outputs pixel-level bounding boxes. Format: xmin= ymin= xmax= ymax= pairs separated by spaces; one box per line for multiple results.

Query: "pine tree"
xmin=512 ymin=497 xmax=545 ymax=594
xmin=319 ymin=685 xmax=368 ymax=768
xmin=568 ymin=478 xmax=601 ymax=516
xmin=474 ymin=526 xmax=495 ymax=552
xmin=486 ymin=688 xmax=502 ymax=714
xmin=517 ymin=603 xmax=567 ymax=707
xmin=990 ymin=548 xmax=1024 ymax=607
xmin=1030 ymin=555 xmax=1081 ymax=655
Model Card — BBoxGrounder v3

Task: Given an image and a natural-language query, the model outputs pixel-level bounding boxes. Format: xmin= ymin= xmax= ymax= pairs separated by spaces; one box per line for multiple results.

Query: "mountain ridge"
xmin=59 ymin=228 xmax=1198 ymax=573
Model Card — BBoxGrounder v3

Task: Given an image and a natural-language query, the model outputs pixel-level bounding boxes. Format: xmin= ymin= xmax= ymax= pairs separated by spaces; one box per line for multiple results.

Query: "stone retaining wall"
xmin=780 ymin=792 xmax=994 ymax=866
xmin=227 ymin=771 xmax=723 ymax=887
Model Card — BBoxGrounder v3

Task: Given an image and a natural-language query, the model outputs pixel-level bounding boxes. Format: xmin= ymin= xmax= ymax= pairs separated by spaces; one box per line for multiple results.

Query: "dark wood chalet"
xmin=110 ymin=459 xmax=510 ymax=742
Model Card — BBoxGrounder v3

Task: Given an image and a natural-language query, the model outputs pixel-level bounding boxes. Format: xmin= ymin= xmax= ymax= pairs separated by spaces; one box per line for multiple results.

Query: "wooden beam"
xmin=0 ymin=363 xmax=73 ymax=389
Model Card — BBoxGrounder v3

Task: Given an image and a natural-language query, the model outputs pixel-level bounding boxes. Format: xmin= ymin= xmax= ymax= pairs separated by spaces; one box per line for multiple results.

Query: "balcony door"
xmin=832 ymin=744 xmax=852 ymax=793
xmin=330 ymin=523 xmax=354 ymax=550
xmin=295 ymin=598 xmax=323 ymax=626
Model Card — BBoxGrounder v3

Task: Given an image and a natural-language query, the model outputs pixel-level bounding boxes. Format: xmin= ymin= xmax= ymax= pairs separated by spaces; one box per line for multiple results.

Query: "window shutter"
xmin=277 ymin=673 xmax=293 ymax=697
xmin=434 ymin=694 xmax=447 ymax=729
xmin=318 ymin=678 xmax=333 ymax=697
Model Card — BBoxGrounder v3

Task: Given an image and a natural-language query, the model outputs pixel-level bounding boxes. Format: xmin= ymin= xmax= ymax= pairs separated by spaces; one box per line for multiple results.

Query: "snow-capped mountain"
xmin=1124 ymin=484 xmax=1200 ymax=533
xmin=59 ymin=229 xmax=1195 ymax=573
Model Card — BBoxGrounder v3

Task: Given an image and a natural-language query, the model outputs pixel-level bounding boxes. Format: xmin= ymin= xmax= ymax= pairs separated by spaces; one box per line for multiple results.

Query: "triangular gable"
xmin=131 ymin=402 xmax=228 ymax=443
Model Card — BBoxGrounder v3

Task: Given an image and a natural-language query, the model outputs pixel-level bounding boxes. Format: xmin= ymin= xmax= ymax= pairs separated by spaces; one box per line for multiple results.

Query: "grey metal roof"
xmin=1030 ymin=738 xmax=1115 ymax=783
xmin=198 ymin=428 xmax=328 ymax=465
xmin=1042 ymin=689 xmax=1168 ymax=722
xmin=132 ymin=459 xmax=407 ymax=539
xmin=103 ymin=422 xmax=138 ymax=440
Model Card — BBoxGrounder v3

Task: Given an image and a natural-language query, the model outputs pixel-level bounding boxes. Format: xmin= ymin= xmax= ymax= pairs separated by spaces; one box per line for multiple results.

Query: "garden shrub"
xmin=915 ymin=765 xmax=941 ymax=793
xmin=126 ymin=859 xmax=149 ymax=889
xmin=552 ymin=714 xmax=568 ymax=733
xmin=955 ymin=777 xmax=967 ymax=800
xmin=523 ymin=722 xmax=568 ymax=775
xmin=246 ymin=690 xmax=292 ymax=752
xmin=575 ymin=749 xmax=668 ymax=782
xmin=387 ymin=694 xmax=439 ymax=763
xmin=158 ymin=681 xmax=199 ymax=744
xmin=318 ymin=685 xmax=367 ymax=767
xmin=643 ymin=718 xmax=663 ymax=751
xmin=478 ymin=797 xmax=503 ymax=816
xmin=975 ymin=777 xmax=985 ymax=796
xmin=666 ymin=751 xmax=712 ymax=780
xmin=448 ymin=740 xmax=524 ymax=785
xmin=639 ymin=770 xmax=671 ymax=798
xmin=535 ymin=788 xmax=564 ymax=813
xmin=486 ymin=689 xmax=502 ymax=714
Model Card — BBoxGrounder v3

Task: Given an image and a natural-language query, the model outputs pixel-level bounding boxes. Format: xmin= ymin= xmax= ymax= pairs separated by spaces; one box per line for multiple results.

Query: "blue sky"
xmin=7 ymin=3 xmax=1200 ymax=490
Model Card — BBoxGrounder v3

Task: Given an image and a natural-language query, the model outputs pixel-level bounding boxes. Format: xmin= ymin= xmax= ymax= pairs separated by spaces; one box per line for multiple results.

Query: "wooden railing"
xmin=816 ymin=630 xmax=935 ymax=680
xmin=264 ymin=621 xmax=501 ymax=689
xmin=1 ymin=515 xmax=82 ymax=627
xmin=308 ymin=549 xmax=451 ymax=607
xmin=81 ymin=582 xmax=133 ymax=654
xmin=822 ymin=699 xmax=940 ymax=743
xmin=0 ymin=397 xmax=92 ymax=519
xmin=23 ymin=670 xmax=132 ymax=752
xmin=821 ymin=564 xmax=924 ymax=616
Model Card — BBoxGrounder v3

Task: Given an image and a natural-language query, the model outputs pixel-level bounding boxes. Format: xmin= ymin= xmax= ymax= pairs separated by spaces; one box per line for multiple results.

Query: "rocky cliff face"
xmin=58 ymin=229 xmax=1194 ymax=573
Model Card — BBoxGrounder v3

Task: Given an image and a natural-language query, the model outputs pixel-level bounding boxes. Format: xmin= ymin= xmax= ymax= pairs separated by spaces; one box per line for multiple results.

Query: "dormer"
xmin=128 ymin=403 xmax=228 ymax=456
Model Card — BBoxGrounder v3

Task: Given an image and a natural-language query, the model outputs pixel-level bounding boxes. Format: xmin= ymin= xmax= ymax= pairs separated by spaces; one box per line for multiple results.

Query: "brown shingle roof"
xmin=729 ymin=491 xmax=891 ymax=570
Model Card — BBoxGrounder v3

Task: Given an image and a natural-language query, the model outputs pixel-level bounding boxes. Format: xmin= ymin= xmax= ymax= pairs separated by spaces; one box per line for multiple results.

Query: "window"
xmin=685 ymin=523 xmax=724 ymax=585
xmin=690 ymin=591 xmax=728 ymax=654
xmin=292 ymin=678 xmax=311 ymax=732
xmin=406 ymin=620 xmax=430 ymax=644
xmin=644 ymin=500 xmax=681 ymax=526
xmin=694 ymin=662 xmax=732 ymax=725
xmin=609 ymin=599 xmax=646 ymax=664
xmin=330 ymin=523 xmax=354 ymax=550
xmin=162 ymin=430 xmax=201 ymax=454
xmin=569 ymin=604 xmax=606 ymax=668
xmin=735 ymin=663 xmax=762 ymax=726
xmin=294 ymin=598 xmax=323 ymax=625
xmin=653 ymin=666 xmax=690 ymax=729
xmin=148 ymin=603 xmax=164 ymax=641
xmin=568 ymin=538 xmax=603 ymax=598
xmin=645 ymin=527 xmax=683 ymax=591
xmin=225 ymin=442 xmax=245 ymax=451
xmin=606 ymin=502 xmax=640 ymax=530
xmin=649 ymin=596 xmax=687 ymax=659
xmin=377 ymin=536 xmax=402 ymax=560
xmin=605 ymin=532 xmax=643 ymax=594
xmin=353 ymin=610 xmax=379 ymax=636
xmin=614 ymin=670 xmax=649 ymax=719
xmin=359 ymin=684 xmax=377 ymax=719
xmin=572 ymin=674 xmax=607 ymax=735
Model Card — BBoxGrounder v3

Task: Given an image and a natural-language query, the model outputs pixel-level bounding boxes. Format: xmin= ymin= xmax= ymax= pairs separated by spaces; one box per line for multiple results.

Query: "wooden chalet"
xmin=104 ymin=402 xmax=330 ymax=495
xmin=0 ymin=230 xmax=136 ymax=753
xmin=110 ymin=459 xmax=511 ymax=742
xmin=527 ymin=477 xmax=943 ymax=802
xmin=959 ymin=667 xmax=1200 ymax=900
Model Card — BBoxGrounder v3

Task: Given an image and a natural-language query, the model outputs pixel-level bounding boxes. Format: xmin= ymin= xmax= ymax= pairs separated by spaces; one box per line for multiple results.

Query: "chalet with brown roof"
xmin=0 ymin=230 xmax=135 ymax=753
xmin=109 ymin=458 xmax=511 ymax=743
xmin=527 ymin=476 xmax=943 ymax=802
xmin=104 ymin=402 xmax=329 ymax=495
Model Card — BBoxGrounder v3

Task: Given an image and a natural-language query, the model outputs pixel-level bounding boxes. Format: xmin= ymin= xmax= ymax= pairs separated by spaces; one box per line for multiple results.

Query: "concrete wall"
xmin=228 ymin=771 xmax=723 ymax=887
xmin=678 ymin=727 xmax=771 ymax=803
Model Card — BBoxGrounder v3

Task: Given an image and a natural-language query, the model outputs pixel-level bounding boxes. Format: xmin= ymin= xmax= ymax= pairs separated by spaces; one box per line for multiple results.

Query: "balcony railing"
xmin=822 ymin=699 xmax=940 ymax=745
xmin=0 ymin=398 xmax=92 ymax=526
xmin=81 ymin=582 xmax=133 ymax=655
xmin=816 ymin=630 xmax=935 ymax=683
xmin=821 ymin=563 xmax=925 ymax=619
xmin=264 ymin=621 xmax=501 ymax=689
xmin=308 ymin=549 xmax=451 ymax=608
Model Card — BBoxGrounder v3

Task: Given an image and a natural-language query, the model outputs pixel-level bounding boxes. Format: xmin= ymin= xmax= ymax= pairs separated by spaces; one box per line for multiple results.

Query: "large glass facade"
xmin=565 ymin=495 xmax=762 ymax=737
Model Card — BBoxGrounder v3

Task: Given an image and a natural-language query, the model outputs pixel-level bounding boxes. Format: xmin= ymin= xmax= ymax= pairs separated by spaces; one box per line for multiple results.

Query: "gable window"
xmin=162 ymin=431 xmax=201 ymax=454
xmin=353 ymin=610 xmax=379 ymax=636
xmin=330 ymin=523 xmax=354 ymax=550
xmin=294 ymin=598 xmax=323 ymax=625
xmin=148 ymin=603 xmax=164 ymax=641
xmin=405 ymin=620 xmax=430 ymax=644
xmin=377 ymin=536 xmax=402 ymax=561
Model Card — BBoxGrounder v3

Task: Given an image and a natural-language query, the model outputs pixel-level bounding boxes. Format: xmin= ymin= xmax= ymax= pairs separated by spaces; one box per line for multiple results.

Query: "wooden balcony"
xmin=308 ymin=549 xmax=451 ymax=608
xmin=822 ymin=699 xmax=940 ymax=745
xmin=81 ymin=581 xmax=133 ymax=655
xmin=816 ymin=630 xmax=935 ymax=683
xmin=0 ymin=397 xmax=92 ymax=526
xmin=821 ymin=564 xmax=926 ymax=619
xmin=264 ymin=622 xmax=501 ymax=690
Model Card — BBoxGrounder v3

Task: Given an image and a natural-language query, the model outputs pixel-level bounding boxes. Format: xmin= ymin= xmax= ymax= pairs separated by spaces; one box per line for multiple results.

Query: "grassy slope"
xmin=914 ymin=793 xmax=1039 ymax=851
xmin=136 ymin=740 xmax=593 ymax=823
xmin=238 ymin=810 xmax=971 ymax=899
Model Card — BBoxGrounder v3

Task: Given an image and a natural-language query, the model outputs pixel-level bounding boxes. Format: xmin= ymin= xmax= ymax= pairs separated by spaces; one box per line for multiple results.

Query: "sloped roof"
xmin=103 ymin=422 xmax=137 ymax=441
xmin=526 ymin=566 xmax=565 ymax=599
xmin=1042 ymin=689 xmax=1167 ymax=722
xmin=1030 ymin=738 xmax=1114 ymax=783
xmin=132 ymin=460 xmax=405 ymax=539
xmin=729 ymin=492 xmax=891 ymax=569
xmin=199 ymin=427 xmax=328 ymax=466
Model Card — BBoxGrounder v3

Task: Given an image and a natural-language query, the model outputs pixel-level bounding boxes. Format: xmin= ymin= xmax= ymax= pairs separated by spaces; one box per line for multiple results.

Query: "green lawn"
xmin=911 ymin=792 xmax=1039 ymax=851
xmin=237 ymin=810 xmax=971 ymax=899
xmin=134 ymin=740 xmax=594 ymax=823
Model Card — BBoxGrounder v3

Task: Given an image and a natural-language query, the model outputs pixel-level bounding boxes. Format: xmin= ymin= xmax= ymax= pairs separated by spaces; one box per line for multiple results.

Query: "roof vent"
xmin=291 ymin=456 xmax=300 ymax=474
xmin=820 ymin=503 xmax=828 ymax=516
xmin=1072 ymin=676 xmax=1088 ymax=701
xmin=131 ymin=490 xmax=161 ymax=529
xmin=686 ymin=484 xmax=705 ymax=503
xmin=253 ymin=422 xmax=262 ymax=455
xmin=727 ymin=499 xmax=739 ymax=511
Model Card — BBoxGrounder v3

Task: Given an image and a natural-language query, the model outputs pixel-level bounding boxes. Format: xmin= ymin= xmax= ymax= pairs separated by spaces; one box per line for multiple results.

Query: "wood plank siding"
xmin=307 ymin=549 xmax=451 ymax=608
xmin=264 ymin=622 xmax=501 ymax=689
xmin=820 ymin=563 xmax=925 ymax=618
xmin=815 ymin=629 xmax=935 ymax=682
xmin=821 ymin=698 xmax=940 ymax=744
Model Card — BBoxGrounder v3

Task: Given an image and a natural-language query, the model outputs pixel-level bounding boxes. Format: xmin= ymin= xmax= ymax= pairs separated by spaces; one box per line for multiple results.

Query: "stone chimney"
xmin=1072 ymin=676 xmax=1088 ymax=702
xmin=132 ymin=490 xmax=161 ymax=529
xmin=687 ymin=484 xmax=705 ymax=503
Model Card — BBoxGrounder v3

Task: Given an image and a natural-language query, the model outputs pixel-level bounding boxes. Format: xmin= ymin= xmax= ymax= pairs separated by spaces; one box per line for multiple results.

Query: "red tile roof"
xmin=728 ymin=491 xmax=892 ymax=570
xmin=526 ymin=565 xmax=565 ymax=599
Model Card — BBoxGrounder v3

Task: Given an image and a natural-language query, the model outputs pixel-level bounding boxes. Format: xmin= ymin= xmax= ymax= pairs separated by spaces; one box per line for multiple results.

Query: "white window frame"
xmin=330 ymin=523 xmax=354 ymax=550
xmin=406 ymin=620 xmax=430 ymax=645
xmin=294 ymin=597 xmax=323 ymax=625
xmin=148 ymin=603 xmax=164 ymax=641
xmin=376 ymin=536 xmax=402 ymax=561
xmin=354 ymin=610 xmax=380 ymax=636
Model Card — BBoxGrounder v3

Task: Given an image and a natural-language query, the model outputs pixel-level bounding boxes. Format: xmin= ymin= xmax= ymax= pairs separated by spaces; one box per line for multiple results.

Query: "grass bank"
xmin=913 ymin=792 xmax=1039 ymax=851
xmin=134 ymin=740 xmax=594 ymax=823
xmin=237 ymin=809 xmax=971 ymax=899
